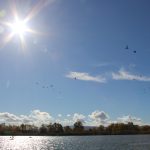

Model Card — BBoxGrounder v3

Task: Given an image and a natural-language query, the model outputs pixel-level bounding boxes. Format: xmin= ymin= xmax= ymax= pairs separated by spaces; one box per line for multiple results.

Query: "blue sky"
xmin=0 ymin=0 xmax=150 ymax=126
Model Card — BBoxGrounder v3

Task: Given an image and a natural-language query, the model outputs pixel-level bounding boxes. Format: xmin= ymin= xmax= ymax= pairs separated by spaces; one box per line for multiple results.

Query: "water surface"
xmin=0 ymin=135 xmax=150 ymax=150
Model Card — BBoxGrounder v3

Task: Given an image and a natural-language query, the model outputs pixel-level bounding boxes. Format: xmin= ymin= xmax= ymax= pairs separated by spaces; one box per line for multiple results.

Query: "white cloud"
xmin=55 ymin=119 xmax=74 ymax=126
xmin=20 ymin=115 xmax=33 ymax=124
xmin=66 ymin=71 xmax=106 ymax=83
xmin=58 ymin=114 xmax=62 ymax=117
xmin=54 ymin=113 xmax=86 ymax=126
xmin=0 ymin=112 xmax=21 ymax=124
xmin=117 ymin=115 xmax=142 ymax=125
xmin=73 ymin=113 xmax=86 ymax=123
xmin=0 ymin=110 xmax=145 ymax=127
xmin=56 ymin=113 xmax=86 ymax=126
xmin=67 ymin=114 xmax=71 ymax=117
xmin=88 ymin=110 xmax=110 ymax=126
xmin=29 ymin=110 xmax=52 ymax=125
xmin=112 ymin=68 xmax=150 ymax=81
xmin=89 ymin=110 xmax=109 ymax=121
xmin=0 ymin=110 xmax=53 ymax=126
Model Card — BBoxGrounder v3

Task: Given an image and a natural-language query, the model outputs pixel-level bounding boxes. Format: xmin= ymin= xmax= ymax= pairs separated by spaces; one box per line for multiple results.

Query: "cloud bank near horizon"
xmin=0 ymin=109 xmax=144 ymax=126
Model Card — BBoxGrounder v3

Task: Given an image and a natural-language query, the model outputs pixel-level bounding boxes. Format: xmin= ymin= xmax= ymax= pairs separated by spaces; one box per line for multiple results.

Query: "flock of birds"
xmin=125 ymin=45 xmax=136 ymax=53
xmin=35 ymin=77 xmax=77 ymax=90
xmin=33 ymin=45 xmax=144 ymax=93
xmin=33 ymin=45 xmax=149 ymax=95
xmin=5 ymin=45 xmax=150 ymax=142
xmin=124 ymin=45 xmax=150 ymax=93
xmin=72 ymin=45 xmax=137 ymax=81
xmin=35 ymin=81 xmax=62 ymax=96
xmin=35 ymin=82 xmax=54 ymax=89
xmin=4 ymin=45 xmax=149 ymax=142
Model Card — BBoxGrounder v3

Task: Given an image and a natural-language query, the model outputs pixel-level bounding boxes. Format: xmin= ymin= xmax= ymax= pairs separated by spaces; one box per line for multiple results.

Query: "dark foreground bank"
xmin=0 ymin=121 xmax=150 ymax=136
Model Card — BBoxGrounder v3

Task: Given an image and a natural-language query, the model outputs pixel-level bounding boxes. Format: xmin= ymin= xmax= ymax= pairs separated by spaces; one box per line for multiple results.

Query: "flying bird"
xmin=35 ymin=82 xmax=39 ymax=85
xmin=50 ymin=84 xmax=54 ymax=88
xmin=124 ymin=45 xmax=137 ymax=54
xmin=125 ymin=45 xmax=129 ymax=49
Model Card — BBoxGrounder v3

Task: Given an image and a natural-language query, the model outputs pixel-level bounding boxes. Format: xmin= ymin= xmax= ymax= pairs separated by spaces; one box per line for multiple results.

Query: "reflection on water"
xmin=0 ymin=135 xmax=150 ymax=150
xmin=0 ymin=136 xmax=57 ymax=150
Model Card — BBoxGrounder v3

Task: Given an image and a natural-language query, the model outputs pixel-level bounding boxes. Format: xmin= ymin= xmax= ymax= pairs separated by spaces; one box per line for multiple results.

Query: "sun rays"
xmin=3 ymin=17 xmax=31 ymax=49
xmin=1 ymin=0 xmax=46 ymax=49
xmin=9 ymin=18 xmax=28 ymax=36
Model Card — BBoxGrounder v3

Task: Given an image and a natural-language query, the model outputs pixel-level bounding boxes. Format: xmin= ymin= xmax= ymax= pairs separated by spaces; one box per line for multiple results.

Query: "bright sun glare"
xmin=1 ymin=1 xmax=43 ymax=49
xmin=3 ymin=16 xmax=32 ymax=48
xmin=10 ymin=19 xmax=28 ymax=36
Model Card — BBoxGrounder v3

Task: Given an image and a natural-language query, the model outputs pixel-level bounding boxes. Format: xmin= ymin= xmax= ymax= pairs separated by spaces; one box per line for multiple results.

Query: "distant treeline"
xmin=0 ymin=121 xmax=150 ymax=135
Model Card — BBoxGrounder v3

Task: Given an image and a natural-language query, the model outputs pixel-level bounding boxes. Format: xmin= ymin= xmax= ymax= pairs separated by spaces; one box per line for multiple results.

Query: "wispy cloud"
xmin=112 ymin=68 xmax=150 ymax=81
xmin=66 ymin=71 xmax=106 ymax=83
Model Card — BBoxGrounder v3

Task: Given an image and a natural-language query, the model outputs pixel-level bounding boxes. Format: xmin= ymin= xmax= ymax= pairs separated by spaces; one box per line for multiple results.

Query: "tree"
xmin=47 ymin=123 xmax=54 ymax=134
xmin=47 ymin=123 xmax=64 ymax=135
xmin=64 ymin=126 xmax=72 ymax=134
xmin=98 ymin=125 xmax=105 ymax=134
xmin=53 ymin=123 xmax=64 ymax=134
xmin=39 ymin=124 xmax=47 ymax=134
xmin=20 ymin=124 xmax=26 ymax=133
xmin=73 ymin=121 xmax=84 ymax=134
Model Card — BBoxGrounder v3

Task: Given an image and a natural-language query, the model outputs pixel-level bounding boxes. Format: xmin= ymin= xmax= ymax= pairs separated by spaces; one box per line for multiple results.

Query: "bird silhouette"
xmin=50 ymin=84 xmax=54 ymax=88
xmin=124 ymin=45 xmax=137 ymax=54
xmin=36 ymin=82 xmax=39 ymax=85
xmin=125 ymin=45 xmax=129 ymax=49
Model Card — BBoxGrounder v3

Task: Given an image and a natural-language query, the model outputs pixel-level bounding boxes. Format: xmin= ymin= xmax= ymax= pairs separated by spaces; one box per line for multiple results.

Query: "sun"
xmin=4 ymin=16 xmax=32 ymax=48
xmin=10 ymin=18 xmax=28 ymax=36
xmin=1 ymin=1 xmax=46 ymax=49
xmin=2 ymin=16 xmax=32 ymax=49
